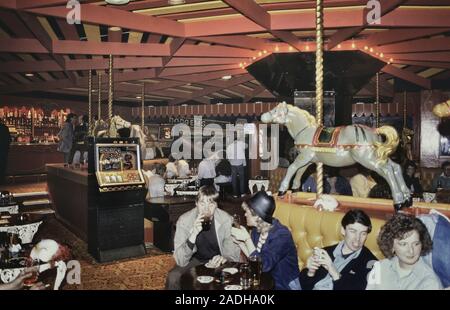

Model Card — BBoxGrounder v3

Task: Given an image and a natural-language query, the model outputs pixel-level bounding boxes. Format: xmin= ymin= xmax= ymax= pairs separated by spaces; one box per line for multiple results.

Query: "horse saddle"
xmin=312 ymin=126 xmax=341 ymax=147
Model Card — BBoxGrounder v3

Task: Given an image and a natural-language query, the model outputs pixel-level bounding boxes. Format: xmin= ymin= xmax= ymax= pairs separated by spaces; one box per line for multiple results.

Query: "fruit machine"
xmin=87 ymin=137 xmax=146 ymax=263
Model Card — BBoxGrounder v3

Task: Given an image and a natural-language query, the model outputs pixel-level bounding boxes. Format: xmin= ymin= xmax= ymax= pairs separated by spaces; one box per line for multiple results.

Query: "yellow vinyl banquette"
xmin=273 ymin=199 xmax=386 ymax=270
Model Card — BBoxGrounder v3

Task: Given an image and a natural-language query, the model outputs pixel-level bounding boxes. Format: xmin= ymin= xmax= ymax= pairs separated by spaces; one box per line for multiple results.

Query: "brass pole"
xmin=315 ymin=0 xmax=324 ymax=198
xmin=376 ymin=72 xmax=380 ymax=128
xmin=141 ymin=83 xmax=145 ymax=130
xmin=403 ymin=91 xmax=407 ymax=128
xmin=98 ymin=73 xmax=102 ymax=120
xmin=88 ymin=69 xmax=92 ymax=135
xmin=108 ymin=55 xmax=114 ymax=127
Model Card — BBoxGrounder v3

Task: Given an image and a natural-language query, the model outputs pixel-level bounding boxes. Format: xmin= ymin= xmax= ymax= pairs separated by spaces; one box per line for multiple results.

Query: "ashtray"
xmin=222 ymin=267 xmax=238 ymax=275
xmin=224 ymin=285 xmax=242 ymax=290
xmin=196 ymin=276 xmax=214 ymax=284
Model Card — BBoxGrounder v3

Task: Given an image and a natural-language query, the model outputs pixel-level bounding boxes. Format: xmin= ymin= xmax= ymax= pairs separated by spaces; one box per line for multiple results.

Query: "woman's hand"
xmin=231 ymin=226 xmax=251 ymax=242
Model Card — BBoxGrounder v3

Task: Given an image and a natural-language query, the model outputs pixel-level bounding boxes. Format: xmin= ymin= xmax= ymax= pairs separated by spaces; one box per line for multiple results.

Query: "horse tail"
xmin=374 ymin=126 xmax=399 ymax=163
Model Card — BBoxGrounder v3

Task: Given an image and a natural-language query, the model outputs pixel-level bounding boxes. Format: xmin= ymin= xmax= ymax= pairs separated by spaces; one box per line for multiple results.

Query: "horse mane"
xmin=287 ymin=105 xmax=317 ymax=126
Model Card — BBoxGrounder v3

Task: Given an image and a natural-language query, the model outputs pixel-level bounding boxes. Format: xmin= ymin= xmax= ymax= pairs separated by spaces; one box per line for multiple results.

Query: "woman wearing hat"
xmin=231 ymin=191 xmax=301 ymax=290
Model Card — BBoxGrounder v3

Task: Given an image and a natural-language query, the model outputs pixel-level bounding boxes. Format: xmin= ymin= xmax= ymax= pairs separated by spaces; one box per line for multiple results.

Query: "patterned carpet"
xmin=35 ymin=216 xmax=175 ymax=290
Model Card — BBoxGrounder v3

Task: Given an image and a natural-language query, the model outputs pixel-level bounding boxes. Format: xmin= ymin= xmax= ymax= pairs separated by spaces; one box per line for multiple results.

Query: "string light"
xmin=258 ymin=51 xmax=262 ymax=57
xmin=337 ymin=44 xmax=341 ymax=49
xmin=364 ymin=46 xmax=368 ymax=50
xmin=305 ymin=45 xmax=310 ymax=51
xmin=252 ymin=56 xmax=256 ymax=60
xmin=380 ymin=53 xmax=384 ymax=58
xmin=275 ymin=45 xmax=279 ymax=52
xmin=351 ymin=41 xmax=356 ymax=49
xmin=263 ymin=50 xmax=267 ymax=54
xmin=289 ymin=46 xmax=293 ymax=51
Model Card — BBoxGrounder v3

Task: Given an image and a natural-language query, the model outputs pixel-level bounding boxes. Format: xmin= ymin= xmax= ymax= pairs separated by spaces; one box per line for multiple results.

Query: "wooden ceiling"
xmin=0 ymin=0 xmax=449 ymax=105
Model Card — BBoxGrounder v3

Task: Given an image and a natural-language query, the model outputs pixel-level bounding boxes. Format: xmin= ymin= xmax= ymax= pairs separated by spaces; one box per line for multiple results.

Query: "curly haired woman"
xmin=366 ymin=213 xmax=442 ymax=290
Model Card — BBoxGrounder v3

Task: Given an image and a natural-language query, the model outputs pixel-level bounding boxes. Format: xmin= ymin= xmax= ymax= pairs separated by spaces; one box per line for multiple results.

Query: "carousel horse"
xmin=432 ymin=100 xmax=450 ymax=136
xmin=93 ymin=115 xmax=131 ymax=138
xmin=261 ymin=102 xmax=412 ymax=210
xmin=432 ymin=99 xmax=450 ymax=118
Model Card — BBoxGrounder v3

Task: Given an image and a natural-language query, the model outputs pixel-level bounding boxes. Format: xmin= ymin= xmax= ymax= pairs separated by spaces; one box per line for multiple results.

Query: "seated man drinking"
xmin=165 ymin=185 xmax=240 ymax=290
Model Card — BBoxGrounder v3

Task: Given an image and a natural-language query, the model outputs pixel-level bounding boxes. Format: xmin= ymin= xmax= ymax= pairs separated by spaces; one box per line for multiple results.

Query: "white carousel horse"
xmin=93 ymin=115 xmax=131 ymax=138
xmin=261 ymin=102 xmax=411 ymax=209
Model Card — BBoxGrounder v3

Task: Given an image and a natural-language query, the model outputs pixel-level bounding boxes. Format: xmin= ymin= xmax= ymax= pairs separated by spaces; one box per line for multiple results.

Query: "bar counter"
xmin=46 ymin=163 xmax=90 ymax=241
xmin=7 ymin=143 xmax=63 ymax=176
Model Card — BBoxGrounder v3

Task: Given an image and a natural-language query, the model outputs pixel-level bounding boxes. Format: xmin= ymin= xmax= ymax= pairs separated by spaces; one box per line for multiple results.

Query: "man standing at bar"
xmin=57 ymin=113 xmax=77 ymax=164
xmin=0 ymin=120 xmax=11 ymax=184
xmin=226 ymin=128 xmax=248 ymax=197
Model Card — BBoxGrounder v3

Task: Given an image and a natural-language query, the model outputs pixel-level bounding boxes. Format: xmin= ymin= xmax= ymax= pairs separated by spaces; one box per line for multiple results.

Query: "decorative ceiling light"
xmin=136 ymin=96 xmax=142 ymax=99
xmin=168 ymin=0 xmax=186 ymax=5
xmin=221 ymin=75 xmax=232 ymax=80
xmin=109 ymin=26 xmax=122 ymax=31
xmin=105 ymin=0 xmax=130 ymax=5
xmin=25 ymin=73 xmax=34 ymax=77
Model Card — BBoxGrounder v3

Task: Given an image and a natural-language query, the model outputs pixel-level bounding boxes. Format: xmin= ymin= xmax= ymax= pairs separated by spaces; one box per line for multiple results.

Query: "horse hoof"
xmin=278 ymin=191 xmax=287 ymax=197
xmin=406 ymin=197 xmax=413 ymax=207
xmin=393 ymin=203 xmax=404 ymax=213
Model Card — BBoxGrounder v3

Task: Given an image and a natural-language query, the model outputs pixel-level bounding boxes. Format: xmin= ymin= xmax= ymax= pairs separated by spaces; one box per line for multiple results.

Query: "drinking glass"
xmin=248 ymin=255 xmax=262 ymax=286
xmin=239 ymin=263 xmax=252 ymax=289
xmin=202 ymin=216 xmax=212 ymax=231
xmin=24 ymin=259 xmax=40 ymax=288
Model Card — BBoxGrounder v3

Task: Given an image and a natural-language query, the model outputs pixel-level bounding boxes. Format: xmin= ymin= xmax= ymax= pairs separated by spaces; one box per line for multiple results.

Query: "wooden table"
xmin=180 ymin=262 xmax=273 ymax=290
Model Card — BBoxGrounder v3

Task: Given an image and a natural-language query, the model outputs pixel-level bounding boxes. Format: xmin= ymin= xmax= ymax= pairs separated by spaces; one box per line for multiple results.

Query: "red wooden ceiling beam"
xmin=381 ymin=64 xmax=431 ymax=89
xmin=379 ymin=37 xmax=450 ymax=54
xmin=193 ymin=35 xmax=269 ymax=51
xmin=393 ymin=60 xmax=450 ymax=70
xmin=27 ymin=3 xmax=186 ymax=37
xmin=175 ymin=44 xmax=255 ymax=58
xmin=389 ymin=52 xmax=450 ymax=63
xmin=163 ymin=69 xmax=248 ymax=83
xmin=380 ymin=8 xmax=450 ymax=27
xmin=366 ymin=28 xmax=449 ymax=46
xmin=0 ymin=38 xmax=47 ymax=54
xmin=159 ymin=64 xmax=240 ymax=78
xmin=222 ymin=0 xmax=271 ymax=30
xmin=52 ymin=40 xmax=171 ymax=56
xmin=167 ymin=57 xmax=249 ymax=67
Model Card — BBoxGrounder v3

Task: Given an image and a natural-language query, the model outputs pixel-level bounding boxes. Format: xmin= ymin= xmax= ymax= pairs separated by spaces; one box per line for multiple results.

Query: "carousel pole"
xmin=403 ymin=91 xmax=407 ymax=128
xmin=108 ymin=55 xmax=113 ymax=127
xmin=98 ymin=73 xmax=102 ymax=120
xmin=88 ymin=69 xmax=92 ymax=135
xmin=375 ymin=72 xmax=380 ymax=128
xmin=141 ymin=83 xmax=145 ymax=130
xmin=315 ymin=0 xmax=324 ymax=198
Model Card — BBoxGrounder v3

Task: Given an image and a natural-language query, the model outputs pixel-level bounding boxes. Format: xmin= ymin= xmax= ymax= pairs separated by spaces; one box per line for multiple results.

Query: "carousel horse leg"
xmin=291 ymin=163 xmax=312 ymax=192
xmin=389 ymin=159 xmax=412 ymax=207
xmin=278 ymin=153 xmax=313 ymax=197
xmin=356 ymin=156 xmax=405 ymax=210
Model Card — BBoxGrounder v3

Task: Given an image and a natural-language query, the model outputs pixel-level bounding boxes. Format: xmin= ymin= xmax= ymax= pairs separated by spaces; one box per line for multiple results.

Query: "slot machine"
xmin=87 ymin=137 xmax=146 ymax=263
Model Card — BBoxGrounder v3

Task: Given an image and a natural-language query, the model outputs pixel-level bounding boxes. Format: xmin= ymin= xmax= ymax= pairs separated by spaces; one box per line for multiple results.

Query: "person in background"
xmin=165 ymin=155 xmax=178 ymax=179
xmin=350 ymin=165 xmax=377 ymax=198
xmin=403 ymin=160 xmax=423 ymax=197
xmin=143 ymin=163 xmax=166 ymax=200
xmin=165 ymin=185 xmax=240 ymax=290
xmin=177 ymin=158 xmax=191 ymax=178
xmin=231 ymin=191 xmax=301 ymax=290
xmin=72 ymin=115 xmax=89 ymax=165
xmin=226 ymin=130 xmax=248 ymax=197
xmin=366 ymin=213 xmax=442 ymax=290
xmin=302 ymin=167 xmax=352 ymax=196
xmin=0 ymin=120 xmax=11 ymax=184
xmin=300 ymin=209 xmax=377 ymax=290
xmin=57 ymin=113 xmax=77 ymax=164
xmin=431 ymin=161 xmax=450 ymax=192
xmin=197 ymin=153 xmax=216 ymax=187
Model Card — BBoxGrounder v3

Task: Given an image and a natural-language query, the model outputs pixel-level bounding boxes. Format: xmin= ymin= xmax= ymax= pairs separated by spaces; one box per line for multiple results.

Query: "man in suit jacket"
xmin=165 ymin=185 xmax=240 ymax=290
xmin=300 ymin=209 xmax=377 ymax=290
